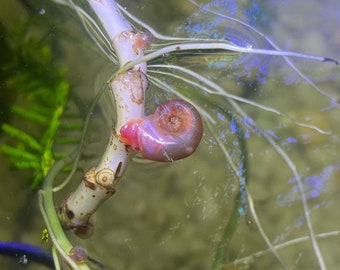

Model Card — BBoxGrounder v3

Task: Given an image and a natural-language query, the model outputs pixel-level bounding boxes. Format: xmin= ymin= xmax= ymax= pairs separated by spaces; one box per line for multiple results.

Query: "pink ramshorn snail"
xmin=120 ymin=99 xmax=203 ymax=162
xmin=69 ymin=245 xmax=88 ymax=264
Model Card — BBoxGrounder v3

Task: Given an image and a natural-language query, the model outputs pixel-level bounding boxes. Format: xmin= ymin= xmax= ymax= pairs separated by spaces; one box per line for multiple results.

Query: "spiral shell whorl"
xmin=139 ymin=99 xmax=203 ymax=162
xmin=95 ymin=168 xmax=115 ymax=187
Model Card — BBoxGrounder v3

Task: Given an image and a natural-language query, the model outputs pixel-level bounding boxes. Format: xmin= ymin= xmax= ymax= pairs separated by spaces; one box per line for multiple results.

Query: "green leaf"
xmin=2 ymin=124 xmax=43 ymax=153
xmin=0 ymin=144 xmax=37 ymax=160
xmin=11 ymin=105 xmax=48 ymax=125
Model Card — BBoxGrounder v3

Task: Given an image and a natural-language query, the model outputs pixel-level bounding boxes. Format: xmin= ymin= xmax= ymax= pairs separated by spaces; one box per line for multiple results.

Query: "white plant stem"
xmin=59 ymin=0 xmax=147 ymax=233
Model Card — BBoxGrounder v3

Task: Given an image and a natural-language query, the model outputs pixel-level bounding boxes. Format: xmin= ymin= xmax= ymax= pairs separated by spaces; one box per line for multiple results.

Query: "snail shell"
xmin=134 ymin=30 xmax=153 ymax=50
xmin=120 ymin=99 xmax=203 ymax=162
xmin=95 ymin=168 xmax=115 ymax=187
xmin=69 ymin=245 xmax=88 ymax=264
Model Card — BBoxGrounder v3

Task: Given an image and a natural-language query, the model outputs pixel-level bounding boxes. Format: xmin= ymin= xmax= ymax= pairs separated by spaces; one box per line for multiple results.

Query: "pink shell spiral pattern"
xmin=137 ymin=99 xmax=203 ymax=162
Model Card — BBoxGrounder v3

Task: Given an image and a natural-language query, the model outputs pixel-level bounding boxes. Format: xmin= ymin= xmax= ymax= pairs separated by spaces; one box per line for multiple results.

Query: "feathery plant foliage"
xmin=0 ymin=17 xmax=70 ymax=189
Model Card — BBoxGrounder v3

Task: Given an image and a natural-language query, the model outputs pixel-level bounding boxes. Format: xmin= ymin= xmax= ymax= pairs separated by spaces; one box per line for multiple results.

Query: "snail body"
xmin=120 ymin=99 xmax=203 ymax=162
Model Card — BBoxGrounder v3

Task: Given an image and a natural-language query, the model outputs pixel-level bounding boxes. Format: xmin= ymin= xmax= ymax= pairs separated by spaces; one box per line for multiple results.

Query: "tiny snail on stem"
xmin=120 ymin=99 xmax=203 ymax=162
xmin=133 ymin=30 xmax=153 ymax=52
xmin=69 ymin=245 xmax=88 ymax=264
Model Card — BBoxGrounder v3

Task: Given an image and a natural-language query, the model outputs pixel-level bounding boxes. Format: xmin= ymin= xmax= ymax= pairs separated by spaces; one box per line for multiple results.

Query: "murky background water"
xmin=0 ymin=0 xmax=339 ymax=269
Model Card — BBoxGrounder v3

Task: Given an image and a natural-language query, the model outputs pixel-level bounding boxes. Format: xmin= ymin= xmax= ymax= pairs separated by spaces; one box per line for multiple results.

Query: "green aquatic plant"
xmin=0 ymin=18 xmax=70 ymax=188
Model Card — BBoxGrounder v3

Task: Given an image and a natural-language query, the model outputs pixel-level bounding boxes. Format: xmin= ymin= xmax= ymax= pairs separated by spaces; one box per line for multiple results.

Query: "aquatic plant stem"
xmin=58 ymin=0 xmax=148 ymax=234
xmin=212 ymin=192 xmax=242 ymax=270
xmin=39 ymin=155 xmax=90 ymax=270
xmin=39 ymin=60 xmax=110 ymax=268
